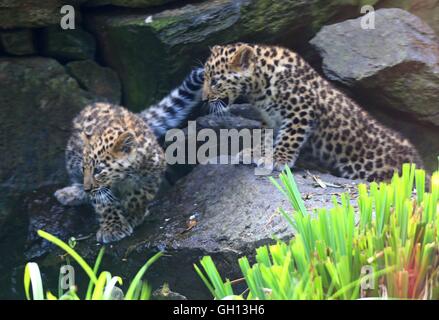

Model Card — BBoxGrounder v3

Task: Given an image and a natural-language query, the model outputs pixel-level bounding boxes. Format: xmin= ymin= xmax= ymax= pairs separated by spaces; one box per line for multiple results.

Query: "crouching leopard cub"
xmin=203 ymin=43 xmax=423 ymax=181
xmin=55 ymin=68 xmax=204 ymax=243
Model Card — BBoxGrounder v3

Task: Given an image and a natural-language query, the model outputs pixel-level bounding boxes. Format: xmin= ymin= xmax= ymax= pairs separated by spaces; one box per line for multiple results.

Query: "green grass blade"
xmin=37 ymin=230 xmax=97 ymax=284
xmin=125 ymin=251 xmax=162 ymax=300
xmin=86 ymin=247 xmax=105 ymax=300
xmin=24 ymin=262 xmax=44 ymax=300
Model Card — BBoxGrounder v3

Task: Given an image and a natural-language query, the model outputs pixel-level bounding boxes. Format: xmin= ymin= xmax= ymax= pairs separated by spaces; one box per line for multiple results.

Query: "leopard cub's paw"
xmin=272 ymin=160 xmax=289 ymax=172
xmin=235 ymin=148 xmax=271 ymax=166
xmin=96 ymin=217 xmax=133 ymax=244
xmin=272 ymin=153 xmax=297 ymax=172
xmin=54 ymin=185 xmax=88 ymax=206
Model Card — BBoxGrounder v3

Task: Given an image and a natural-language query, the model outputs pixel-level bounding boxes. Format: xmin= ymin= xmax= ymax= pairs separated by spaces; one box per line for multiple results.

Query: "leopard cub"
xmin=203 ymin=43 xmax=423 ymax=181
xmin=55 ymin=68 xmax=204 ymax=243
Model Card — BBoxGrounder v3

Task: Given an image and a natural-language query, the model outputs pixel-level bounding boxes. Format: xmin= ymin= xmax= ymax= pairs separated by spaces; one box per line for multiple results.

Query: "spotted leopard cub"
xmin=203 ymin=43 xmax=423 ymax=181
xmin=55 ymin=68 xmax=204 ymax=243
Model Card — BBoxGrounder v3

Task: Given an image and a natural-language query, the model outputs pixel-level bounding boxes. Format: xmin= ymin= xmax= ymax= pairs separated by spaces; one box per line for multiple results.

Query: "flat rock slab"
xmin=138 ymin=164 xmax=360 ymax=253
xmin=27 ymin=164 xmax=359 ymax=298
xmin=310 ymin=8 xmax=439 ymax=126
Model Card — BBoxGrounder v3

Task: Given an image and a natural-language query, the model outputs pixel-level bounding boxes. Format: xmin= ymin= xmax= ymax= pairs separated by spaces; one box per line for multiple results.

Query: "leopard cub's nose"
xmin=202 ymin=91 xmax=209 ymax=102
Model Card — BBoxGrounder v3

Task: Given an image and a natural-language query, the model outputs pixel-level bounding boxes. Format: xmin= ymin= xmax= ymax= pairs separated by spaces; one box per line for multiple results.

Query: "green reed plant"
xmin=24 ymin=230 xmax=162 ymax=300
xmin=195 ymin=164 xmax=439 ymax=300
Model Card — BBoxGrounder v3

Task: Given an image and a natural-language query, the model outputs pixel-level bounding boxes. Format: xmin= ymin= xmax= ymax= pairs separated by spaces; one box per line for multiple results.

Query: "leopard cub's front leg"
xmin=234 ymin=120 xmax=311 ymax=172
xmin=272 ymin=113 xmax=315 ymax=171
xmin=120 ymin=181 xmax=161 ymax=230
xmin=55 ymin=183 xmax=88 ymax=206
xmin=91 ymin=198 xmax=133 ymax=244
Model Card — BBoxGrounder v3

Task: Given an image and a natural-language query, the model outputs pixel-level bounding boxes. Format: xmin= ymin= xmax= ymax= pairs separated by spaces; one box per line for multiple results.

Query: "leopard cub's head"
xmin=82 ymin=125 xmax=138 ymax=195
xmin=203 ymin=43 xmax=257 ymax=112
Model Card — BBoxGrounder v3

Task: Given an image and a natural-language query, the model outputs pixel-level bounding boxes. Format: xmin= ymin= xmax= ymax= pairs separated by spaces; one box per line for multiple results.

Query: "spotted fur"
xmin=55 ymin=68 xmax=204 ymax=243
xmin=203 ymin=43 xmax=423 ymax=181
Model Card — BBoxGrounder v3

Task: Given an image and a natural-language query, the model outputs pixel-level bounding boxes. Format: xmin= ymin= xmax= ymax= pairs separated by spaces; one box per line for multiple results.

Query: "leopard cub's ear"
xmin=112 ymin=131 xmax=136 ymax=155
xmin=231 ymin=45 xmax=255 ymax=70
xmin=210 ymin=45 xmax=221 ymax=53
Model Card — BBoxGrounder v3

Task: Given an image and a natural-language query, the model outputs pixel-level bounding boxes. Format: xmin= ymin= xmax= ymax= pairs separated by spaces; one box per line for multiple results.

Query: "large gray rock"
xmin=0 ymin=0 xmax=85 ymax=29
xmin=379 ymin=0 xmax=439 ymax=35
xmin=85 ymin=0 xmax=376 ymax=110
xmin=406 ymin=0 xmax=439 ymax=35
xmin=310 ymin=8 xmax=439 ymax=126
xmin=22 ymin=164 xmax=359 ymax=299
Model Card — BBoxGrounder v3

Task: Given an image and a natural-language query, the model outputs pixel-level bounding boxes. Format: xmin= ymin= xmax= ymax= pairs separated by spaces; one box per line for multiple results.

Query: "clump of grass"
xmin=195 ymin=164 xmax=439 ymax=300
xmin=24 ymin=230 xmax=162 ymax=300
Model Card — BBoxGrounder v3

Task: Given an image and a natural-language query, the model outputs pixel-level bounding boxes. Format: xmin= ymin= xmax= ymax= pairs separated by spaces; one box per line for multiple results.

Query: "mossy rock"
xmin=85 ymin=0 xmax=374 ymax=111
xmin=40 ymin=26 xmax=96 ymax=62
xmin=85 ymin=0 xmax=177 ymax=7
xmin=0 ymin=0 xmax=86 ymax=29
xmin=0 ymin=29 xmax=36 ymax=56
xmin=66 ymin=60 xmax=122 ymax=104
xmin=0 ymin=57 xmax=94 ymax=195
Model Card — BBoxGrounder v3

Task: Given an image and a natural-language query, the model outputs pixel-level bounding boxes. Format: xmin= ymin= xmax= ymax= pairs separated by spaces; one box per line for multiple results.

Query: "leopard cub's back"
xmin=203 ymin=43 xmax=423 ymax=181
xmin=309 ymin=83 xmax=423 ymax=181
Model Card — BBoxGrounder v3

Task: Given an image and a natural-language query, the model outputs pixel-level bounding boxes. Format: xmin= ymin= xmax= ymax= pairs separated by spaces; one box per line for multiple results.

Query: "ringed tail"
xmin=140 ymin=68 xmax=204 ymax=137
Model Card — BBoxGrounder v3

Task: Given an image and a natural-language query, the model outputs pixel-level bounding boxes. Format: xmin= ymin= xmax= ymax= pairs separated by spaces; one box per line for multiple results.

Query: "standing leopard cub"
xmin=55 ymin=68 xmax=204 ymax=243
xmin=203 ymin=43 xmax=423 ymax=181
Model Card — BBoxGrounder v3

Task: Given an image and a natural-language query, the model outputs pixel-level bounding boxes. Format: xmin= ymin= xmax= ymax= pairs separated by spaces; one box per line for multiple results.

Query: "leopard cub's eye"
xmin=210 ymin=78 xmax=218 ymax=87
xmin=93 ymin=164 xmax=104 ymax=176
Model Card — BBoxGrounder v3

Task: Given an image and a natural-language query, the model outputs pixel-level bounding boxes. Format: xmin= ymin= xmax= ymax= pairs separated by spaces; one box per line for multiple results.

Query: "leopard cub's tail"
xmin=140 ymin=68 xmax=204 ymax=137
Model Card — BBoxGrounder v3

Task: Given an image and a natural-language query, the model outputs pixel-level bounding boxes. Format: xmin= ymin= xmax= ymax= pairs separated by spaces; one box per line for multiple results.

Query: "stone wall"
xmin=1 ymin=0 xmax=438 ymax=195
